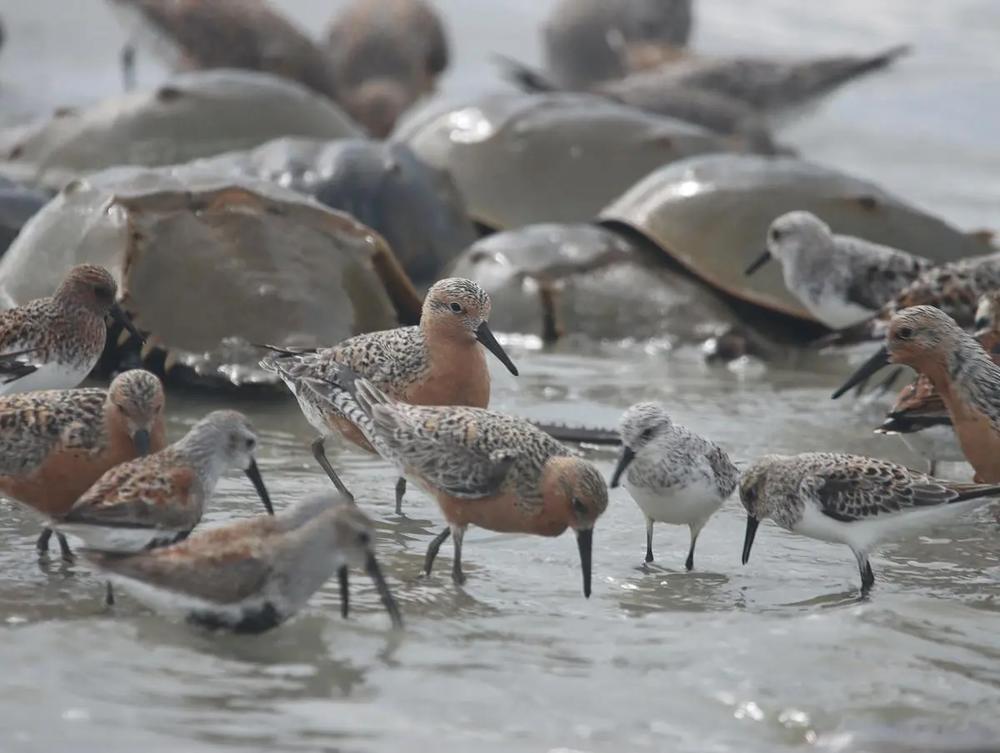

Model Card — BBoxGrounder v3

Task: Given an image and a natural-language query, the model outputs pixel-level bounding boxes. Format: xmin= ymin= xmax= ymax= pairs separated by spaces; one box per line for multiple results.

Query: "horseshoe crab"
xmin=544 ymin=0 xmax=693 ymax=88
xmin=0 ymin=166 xmax=420 ymax=391
xmin=324 ymin=0 xmax=449 ymax=137
xmin=0 ymin=70 xmax=361 ymax=192
xmin=109 ymin=0 xmax=340 ymax=99
xmin=396 ymin=92 xmax=750 ymax=231
xmin=599 ymin=154 xmax=993 ymax=326
xmin=188 ymin=137 xmax=475 ymax=285
xmin=448 ymin=222 xmax=777 ymax=355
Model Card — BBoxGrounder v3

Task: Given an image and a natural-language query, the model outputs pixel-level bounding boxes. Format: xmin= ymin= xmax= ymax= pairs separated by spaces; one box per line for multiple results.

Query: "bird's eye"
xmin=358 ymin=531 xmax=371 ymax=545
xmin=640 ymin=427 xmax=654 ymax=441
xmin=770 ymin=228 xmax=782 ymax=242
xmin=94 ymin=285 xmax=114 ymax=301
xmin=897 ymin=326 xmax=913 ymax=340
xmin=449 ymin=302 xmax=463 ymax=313
xmin=245 ymin=437 xmax=256 ymax=451
xmin=571 ymin=497 xmax=587 ymax=515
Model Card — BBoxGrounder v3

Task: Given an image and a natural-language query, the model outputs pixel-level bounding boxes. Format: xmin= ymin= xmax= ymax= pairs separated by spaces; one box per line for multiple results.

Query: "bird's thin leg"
xmin=644 ymin=517 xmax=654 ymax=564
xmin=685 ymin=526 xmax=700 ymax=572
xmin=105 ymin=581 xmax=115 ymax=607
xmin=928 ymin=458 xmax=938 ymax=476
xmin=121 ymin=43 xmax=136 ymax=92
xmin=424 ymin=527 xmax=451 ymax=576
xmin=451 ymin=526 xmax=466 ymax=585
xmin=36 ymin=528 xmax=53 ymax=555
xmin=311 ymin=437 xmax=354 ymax=502
xmin=57 ymin=533 xmax=74 ymax=563
xmin=855 ymin=550 xmax=875 ymax=595
xmin=394 ymin=477 xmax=407 ymax=515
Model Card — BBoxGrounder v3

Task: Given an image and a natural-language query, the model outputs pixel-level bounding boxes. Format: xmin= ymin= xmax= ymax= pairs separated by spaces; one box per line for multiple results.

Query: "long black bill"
xmin=609 ymin=446 xmax=636 ymax=488
xmin=131 ymin=428 xmax=151 ymax=456
xmin=744 ymin=250 xmax=772 ymax=276
xmin=830 ymin=346 xmax=890 ymax=399
xmin=365 ymin=553 xmax=403 ymax=629
xmin=475 ymin=321 xmax=519 ymax=376
xmin=244 ymin=458 xmax=274 ymax=516
xmin=109 ymin=302 xmax=145 ymax=344
xmin=742 ymin=515 xmax=760 ymax=565
xmin=576 ymin=528 xmax=593 ymax=598
xmin=337 ymin=565 xmax=349 ymax=619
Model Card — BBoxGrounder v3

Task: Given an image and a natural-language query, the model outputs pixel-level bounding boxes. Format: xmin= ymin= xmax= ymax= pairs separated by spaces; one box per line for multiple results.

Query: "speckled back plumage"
xmin=740 ymin=452 xmax=1000 ymax=530
xmin=0 ymin=388 xmax=107 ymax=475
xmin=878 ymin=252 xmax=1000 ymax=329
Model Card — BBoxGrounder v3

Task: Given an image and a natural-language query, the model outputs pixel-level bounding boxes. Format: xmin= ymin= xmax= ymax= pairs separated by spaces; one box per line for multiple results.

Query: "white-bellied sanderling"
xmin=740 ymin=452 xmax=1000 ymax=593
xmin=610 ymin=402 xmax=736 ymax=570
xmin=745 ymin=211 xmax=931 ymax=330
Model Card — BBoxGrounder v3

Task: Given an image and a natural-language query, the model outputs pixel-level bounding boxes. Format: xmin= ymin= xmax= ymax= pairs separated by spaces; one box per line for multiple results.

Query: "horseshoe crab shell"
xmin=599 ymin=154 xmax=992 ymax=323
xmin=396 ymin=91 xmax=743 ymax=231
xmin=448 ymin=223 xmax=741 ymax=344
xmin=0 ymin=70 xmax=361 ymax=192
xmin=0 ymin=176 xmax=46 ymax=254
xmin=0 ymin=167 xmax=420 ymax=390
xmin=188 ymin=137 xmax=476 ymax=285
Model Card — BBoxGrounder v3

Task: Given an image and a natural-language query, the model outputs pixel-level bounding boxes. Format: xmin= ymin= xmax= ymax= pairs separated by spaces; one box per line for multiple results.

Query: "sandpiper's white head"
xmin=610 ymin=402 xmax=673 ymax=488
xmin=766 ymin=211 xmax=832 ymax=270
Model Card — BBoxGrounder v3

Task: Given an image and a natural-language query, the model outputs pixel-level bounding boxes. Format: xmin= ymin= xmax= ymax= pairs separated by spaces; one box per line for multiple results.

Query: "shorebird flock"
xmin=0 ymin=0 xmax=997 ymax=638
xmin=2 ymin=241 xmax=999 ymax=634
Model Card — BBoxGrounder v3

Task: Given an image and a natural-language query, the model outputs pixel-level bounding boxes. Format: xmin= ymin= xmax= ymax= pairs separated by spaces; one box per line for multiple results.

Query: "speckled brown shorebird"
xmin=834 ymin=305 xmax=1000 ymax=484
xmin=260 ymin=278 xmax=518 ymax=515
xmin=0 ymin=264 xmax=143 ymax=396
xmin=324 ymin=0 xmax=449 ymax=137
xmin=740 ymin=452 xmax=1000 ymax=594
xmin=83 ymin=491 xmax=403 ymax=633
xmin=0 ymin=369 xmax=166 ymax=560
xmin=59 ymin=410 xmax=273 ymax=562
xmin=108 ymin=0 xmax=340 ymax=97
xmin=306 ymin=365 xmax=608 ymax=597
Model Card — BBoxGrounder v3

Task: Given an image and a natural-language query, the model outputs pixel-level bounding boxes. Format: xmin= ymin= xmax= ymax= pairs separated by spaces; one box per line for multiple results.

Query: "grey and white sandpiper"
xmin=740 ymin=452 xmax=1000 ymax=594
xmin=611 ymin=402 xmax=736 ymax=570
xmin=745 ymin=211 xmax=931 ymax=330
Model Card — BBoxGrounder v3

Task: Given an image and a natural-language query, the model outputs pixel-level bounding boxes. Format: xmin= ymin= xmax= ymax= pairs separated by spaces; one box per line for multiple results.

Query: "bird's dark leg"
xmin=538 ymin=280 xmax=564 ymax=344
xmin=394 ymin=477 xmax=407 ymax=515
xmin=685 ymin=527 xmax=699 ymax=572
xmin=121 ymin=43 xmax=136 ymax=92
xmin=424 ymin=527 xmax=451 ymax=576
xmin=57 ymin=533 xmax=74 ymax=562
xmin=36 ymin=528 xmax=53 ymax=555
xmin=644 ymin=517 xmax=654 ymax=564
xmin=856 ymin=551 xmax=875 ymax=595
xmin=451 ymin=526 xmax=466 ymax=585
xmin=928 ymin=458 xmax=938 ymax=476
xmin=105 ymin=581 xmax=115 ymax=607
xmin=311 ymin=437 xmax=354 ymax=502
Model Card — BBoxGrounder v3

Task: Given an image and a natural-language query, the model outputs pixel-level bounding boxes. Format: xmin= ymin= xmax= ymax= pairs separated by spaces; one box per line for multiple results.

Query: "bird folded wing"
xmin=86 ymin=531 xmax=273 ymax=604
xmin=813 ymin=463 xmax=1000 ymax=522
xmin=65 ymin=463 xmax=197 ymax=530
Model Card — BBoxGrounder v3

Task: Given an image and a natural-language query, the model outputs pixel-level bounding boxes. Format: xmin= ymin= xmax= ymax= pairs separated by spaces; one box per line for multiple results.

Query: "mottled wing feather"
xmin=87 ymin=522 xmax=276 ymax=604
xmin=809 ymin=457 xmax=998 ymax=522
xmin=66 ymin=456 xmax=198 ymax=530
xmin=0 ymin=389 xmax=106 ymax=475
xmin=370 ymin=403 xmax=516 ymax=499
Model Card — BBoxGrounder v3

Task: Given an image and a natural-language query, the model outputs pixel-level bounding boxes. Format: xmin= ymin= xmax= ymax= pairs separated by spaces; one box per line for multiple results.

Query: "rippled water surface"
xmin=1 ymin=1 xmax=999 ymax=752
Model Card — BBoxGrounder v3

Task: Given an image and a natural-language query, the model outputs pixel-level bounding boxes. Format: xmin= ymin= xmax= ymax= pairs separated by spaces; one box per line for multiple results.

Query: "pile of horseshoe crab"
xmin=0 ymin=166 xmax=421 ymax=392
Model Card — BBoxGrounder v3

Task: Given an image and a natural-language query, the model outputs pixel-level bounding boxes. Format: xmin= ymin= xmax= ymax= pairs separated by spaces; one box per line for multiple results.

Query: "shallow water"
xmin=0 ymin=1 xmax=999 ymax=752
